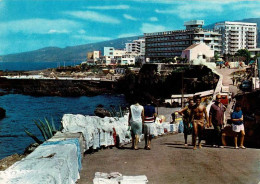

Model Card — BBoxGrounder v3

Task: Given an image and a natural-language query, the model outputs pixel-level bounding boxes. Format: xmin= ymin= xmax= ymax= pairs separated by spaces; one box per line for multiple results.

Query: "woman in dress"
xmin=128 ymin=102 xmax=144 ymax=150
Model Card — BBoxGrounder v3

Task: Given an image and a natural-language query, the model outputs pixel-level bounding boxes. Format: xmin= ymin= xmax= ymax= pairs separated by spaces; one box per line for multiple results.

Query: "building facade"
xmin=125 ymin=38 xmax=145 ymax=56
xmin=214 ymin=21 xmax=257 ymax=55
xmin=144 ymin=20 xmax=221 ymax=62
xmin=181 ymin=42 xmax=214 ymax=63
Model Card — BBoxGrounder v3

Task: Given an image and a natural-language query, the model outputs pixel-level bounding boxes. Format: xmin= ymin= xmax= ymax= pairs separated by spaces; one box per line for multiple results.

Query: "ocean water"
xmin=0 ymin=61 xmax=82 ymax=71
xmin=0 ymin=94 xmax=126 ymax=159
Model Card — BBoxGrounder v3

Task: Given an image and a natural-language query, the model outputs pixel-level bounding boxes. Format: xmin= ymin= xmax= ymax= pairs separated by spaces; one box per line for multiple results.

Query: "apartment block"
xmin=87 ymin=51 xmax=101 ymax=62
xmin=214 ymin=21 xmax=257 ymax=55
xmin=144 ymin=20 xmax=221 ymax=62
xmin=103 ymin=47 xmax=134 ymax=65
xmin=125 ymin=38 xmax=145 ymax=56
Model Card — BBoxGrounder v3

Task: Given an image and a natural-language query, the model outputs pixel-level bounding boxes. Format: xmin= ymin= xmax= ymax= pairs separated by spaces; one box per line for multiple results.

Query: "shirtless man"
xmin=191 ymin=96 xmax=210 ymax=150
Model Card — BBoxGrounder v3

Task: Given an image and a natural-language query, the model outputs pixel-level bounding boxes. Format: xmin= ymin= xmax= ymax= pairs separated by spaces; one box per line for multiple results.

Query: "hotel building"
xmin=214 ymin=21 xmax=257 ymax=55
xmin=144 ymin=20 xmax=222 ymax=62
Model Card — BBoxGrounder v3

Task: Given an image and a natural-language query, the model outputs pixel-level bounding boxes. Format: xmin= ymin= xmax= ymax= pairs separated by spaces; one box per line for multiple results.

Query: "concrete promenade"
xmin=78 ymin=131 xmax=260 ymax=184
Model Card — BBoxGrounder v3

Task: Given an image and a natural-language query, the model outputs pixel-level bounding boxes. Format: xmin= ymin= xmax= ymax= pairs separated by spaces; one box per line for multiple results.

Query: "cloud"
xmin=130 ymin=0 xmax=181 ymax=4
xmin=141 ymin=23 xmax=166 ymax=33
xmin=155 ymin=2 xmax=223 ymax=19
xmin=149 ymin=17 xmax=158 ymax=22
xmin=251 ymin=10 xmax=260 ymax=17
xmin=0 ymin=19 xmax=81 ymax=36
xmin=131 ymin=0 xmax=250 ymax=4
xmin=73 ymin=35 xmax=112 ymax=42
xmin=123 ymin=14 xmax=138 ymax=21
xmin=78 ymin=29 xmax=86 ymax=34
xmin=48 ymin=29 xmax=69 ymax=34
xmin=86 ymin=5 xmax=129 ymax=10
xmin=118 ymin=33 xmax=140 ymax=38
xmin=231 ymin=3 xmax=260 ymax=10
xmin=65 ymin=11 xmax=120 ymax=24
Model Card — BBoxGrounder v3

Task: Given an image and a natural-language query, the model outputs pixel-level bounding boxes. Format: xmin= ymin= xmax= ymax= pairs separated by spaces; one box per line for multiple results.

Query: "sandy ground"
xmin=78 ymin=133 xmax=260 ymax=184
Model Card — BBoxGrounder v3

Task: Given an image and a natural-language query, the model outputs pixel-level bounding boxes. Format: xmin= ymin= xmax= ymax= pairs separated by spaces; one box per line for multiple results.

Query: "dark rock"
xmin=0 ymin=107 xmax=6 ymax=119
xmin=24 ymin=143 xmax=40 ymax=155
xmin=94 ymin=107 xmax=111 ymax=118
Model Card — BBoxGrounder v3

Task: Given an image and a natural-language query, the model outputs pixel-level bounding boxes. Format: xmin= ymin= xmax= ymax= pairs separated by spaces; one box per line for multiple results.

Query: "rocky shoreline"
xmin=0 ymin=77 xmax=115 ymax=97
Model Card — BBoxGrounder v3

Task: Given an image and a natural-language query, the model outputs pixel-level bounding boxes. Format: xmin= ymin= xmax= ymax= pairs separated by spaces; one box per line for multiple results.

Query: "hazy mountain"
xmin=1 ymin=36 xmax=141 ymax=62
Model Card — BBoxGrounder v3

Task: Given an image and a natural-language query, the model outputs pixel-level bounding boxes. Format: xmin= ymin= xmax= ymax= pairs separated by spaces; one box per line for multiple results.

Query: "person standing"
xmin=128 ymin=102 xmax=144 ymax=150
xmin=191 ymin=96 xmax=209 ymax=150
xmin=177 ymin=99 xmax=194 ymax=146
xmin=209 ymin=94 xmax=226 ymax=148
xmin=143 ymin=102 xmax=157 ymax=150
xmin=231 ymin=103 xmax=246 ymax=149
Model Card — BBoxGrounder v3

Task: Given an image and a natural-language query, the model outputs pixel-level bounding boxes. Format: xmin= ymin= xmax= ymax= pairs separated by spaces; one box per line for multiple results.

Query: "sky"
xmin=0 ymin=0 xmax=260 ymax=55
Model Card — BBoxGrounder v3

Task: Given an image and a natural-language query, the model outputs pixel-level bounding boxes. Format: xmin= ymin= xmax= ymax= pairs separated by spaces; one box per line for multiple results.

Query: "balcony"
xmin=247 ymin=33 xmax=255 ymax=36
xmin=229 ymin=36 xmax=239 ymax=40
xmin=247 ymin=38 xmax=255 ymax=41
xmin=247 ymin=41 xmax=255 ymax=44
xmin=229 ymin=40 xmax=239 ymax=44
xmin=230 ymin=32 xmax=239 ymax=36
xmin=229 ymin=48 xmax=238 ymax=52
xmin=248 ymin=30 xmax=255 ymax=33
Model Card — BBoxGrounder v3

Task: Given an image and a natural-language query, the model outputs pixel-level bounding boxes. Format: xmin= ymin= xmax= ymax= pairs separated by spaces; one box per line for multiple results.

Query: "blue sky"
xmin=0 ymin=0 xmax=260 ymax=55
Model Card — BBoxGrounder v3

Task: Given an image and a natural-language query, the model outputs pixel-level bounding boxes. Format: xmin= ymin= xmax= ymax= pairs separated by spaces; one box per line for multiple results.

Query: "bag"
xmin=125 ymin=126 xmax=131 ymax=138
xmin=178 ymin=120 xmax=184 ymax=133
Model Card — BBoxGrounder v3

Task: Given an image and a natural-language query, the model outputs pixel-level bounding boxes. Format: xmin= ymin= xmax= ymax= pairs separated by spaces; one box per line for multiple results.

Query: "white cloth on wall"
xmin=5 ymin=157 xmax=73 ymax=184
xmin=25 ymin=144 xmax=79 ymax=182
xmin=0 ymin=170 xmax=57 ymax=184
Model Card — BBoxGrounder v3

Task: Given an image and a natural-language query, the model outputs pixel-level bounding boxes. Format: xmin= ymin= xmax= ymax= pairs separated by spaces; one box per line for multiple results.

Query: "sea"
xmin=0 ymin=62 xmax=126 ymax=159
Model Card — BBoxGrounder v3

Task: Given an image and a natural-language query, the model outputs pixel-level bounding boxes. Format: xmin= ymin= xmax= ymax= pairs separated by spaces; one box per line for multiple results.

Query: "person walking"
xmin=177 ymin=99 xmax=194 ymax=146
xmin=191 ymin=96 xmax=209 ymax=150
xmin=231 ymin=103 xmax=246 ymax=149
xmin=209 ymin=94 xmax=226 ymax=148
xmin=143 ymin=102 xmax=157 ymax=150
xmin=128 ymin=102 xmax=144 ymax=150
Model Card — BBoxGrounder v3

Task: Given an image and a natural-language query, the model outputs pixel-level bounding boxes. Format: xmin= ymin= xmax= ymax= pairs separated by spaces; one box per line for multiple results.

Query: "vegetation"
xmin=214 ymin=51 xmax=220 ymax=61
xmin=108 ymin=105 xmax=128 ymax=118
xmin=24 ymin=118 xmax=61 ymax=144
xmin=116 ymin=64 xmax=218 ymax=104
xmin=235 ymin=49 xmax=251 ymax=64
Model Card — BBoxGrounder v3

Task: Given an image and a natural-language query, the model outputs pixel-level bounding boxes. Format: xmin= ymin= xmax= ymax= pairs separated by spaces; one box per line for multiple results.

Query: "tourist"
xmin=143 ymin=101 xmax=157 ymax=150
xmin=209 ymin=94 xmax=226 ymax=148
xmin=191 ymin=96 xmax=209 ymax=150
xmin=177 ymin=99 xmax=194 ymax=146
xmin=231 ymin=103 xmax=246 ymax=149
xmin=231 ymin=77 xmax=235 ymax=85
xmin=128 ymin=101 xmax=144 ymax=150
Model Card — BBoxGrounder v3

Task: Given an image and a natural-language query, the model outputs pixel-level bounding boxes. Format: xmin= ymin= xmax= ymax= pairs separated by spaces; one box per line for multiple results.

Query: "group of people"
xmin=128 ymin=100 xmax=157 ymax=150
xmin=128 ymin=94 xmax=246 ymax=151
xmin=178 ymin=94 xmax=246 ymax=150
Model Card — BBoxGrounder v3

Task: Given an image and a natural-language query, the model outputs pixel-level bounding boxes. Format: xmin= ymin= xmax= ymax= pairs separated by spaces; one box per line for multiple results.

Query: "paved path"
xmin=78 ymin=133 xmax=260 ymax=184
xmin=214 ymin=67 xmax=242 ymax=120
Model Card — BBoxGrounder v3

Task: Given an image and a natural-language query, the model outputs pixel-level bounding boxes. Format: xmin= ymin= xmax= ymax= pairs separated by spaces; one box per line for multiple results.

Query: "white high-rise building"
xmin=125 ymin=38 xmax=145 ymax=56
xmin=214 ymin=21 xmax=257 ymax=55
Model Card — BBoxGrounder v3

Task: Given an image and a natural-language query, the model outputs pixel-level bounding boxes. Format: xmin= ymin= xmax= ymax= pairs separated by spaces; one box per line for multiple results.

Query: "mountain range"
xmin=1 ymin=18 xmax=259 ymax=62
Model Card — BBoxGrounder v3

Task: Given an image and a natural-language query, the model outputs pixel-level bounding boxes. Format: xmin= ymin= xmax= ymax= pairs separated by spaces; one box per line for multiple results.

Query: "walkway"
xmin=214 ymin=67 xmax=242 ymax=120
xmin=78 ymin=132 xmax=260 ymax=184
